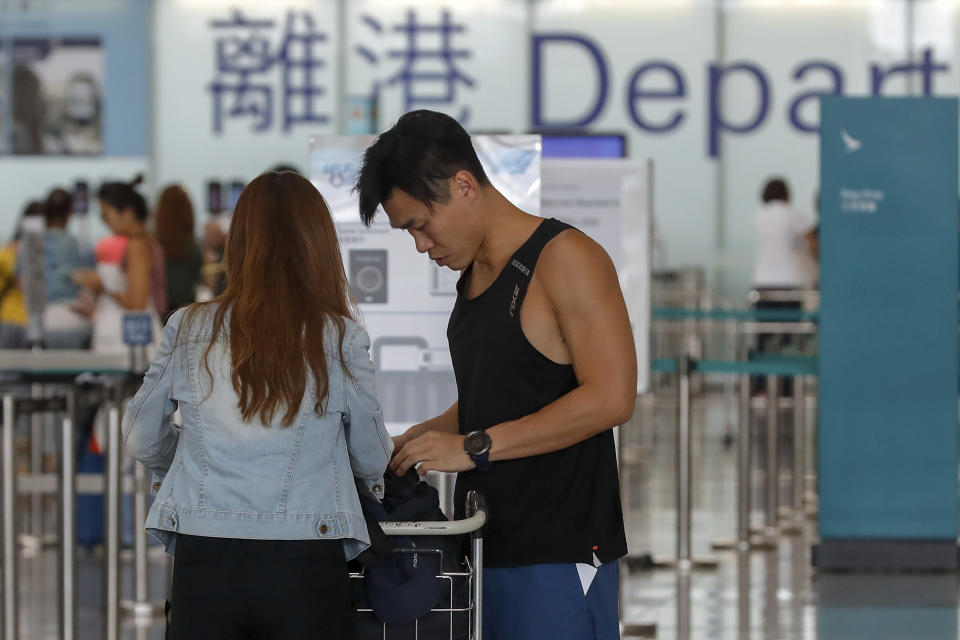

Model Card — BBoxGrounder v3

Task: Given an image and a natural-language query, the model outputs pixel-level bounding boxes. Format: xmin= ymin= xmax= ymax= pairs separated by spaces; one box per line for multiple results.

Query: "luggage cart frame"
xmin=351 ymin=490 xmax=487 ymax=640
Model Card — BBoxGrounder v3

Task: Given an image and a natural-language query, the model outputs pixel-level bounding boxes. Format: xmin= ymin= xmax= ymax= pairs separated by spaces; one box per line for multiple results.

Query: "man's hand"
xmin=391 ymin=429 xmax=415 ymax=455
xmin=390 ymin=431 xmax=475 ymax=476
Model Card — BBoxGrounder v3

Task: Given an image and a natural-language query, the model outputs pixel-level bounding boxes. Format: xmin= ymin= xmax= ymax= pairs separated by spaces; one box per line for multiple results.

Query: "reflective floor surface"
xmin=4 ymin=389 xmax=960 ymax=639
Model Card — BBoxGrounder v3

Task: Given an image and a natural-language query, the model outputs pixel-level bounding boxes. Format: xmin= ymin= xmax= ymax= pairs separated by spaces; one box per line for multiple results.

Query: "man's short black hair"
xmin=762 ymin=178 xmax=790 ymax=204
xmin=354 ymin=110 xmax=489 ymax=226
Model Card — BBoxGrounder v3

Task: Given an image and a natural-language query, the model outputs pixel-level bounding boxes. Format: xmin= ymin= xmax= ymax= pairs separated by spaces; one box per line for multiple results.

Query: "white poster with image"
xmin=11 ymin=37 xmax=104 ymax=155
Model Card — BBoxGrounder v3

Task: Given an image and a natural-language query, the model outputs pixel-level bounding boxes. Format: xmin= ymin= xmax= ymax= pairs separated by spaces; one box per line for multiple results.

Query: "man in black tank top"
xmin=355 ymin=111 xmax=637 ymax=640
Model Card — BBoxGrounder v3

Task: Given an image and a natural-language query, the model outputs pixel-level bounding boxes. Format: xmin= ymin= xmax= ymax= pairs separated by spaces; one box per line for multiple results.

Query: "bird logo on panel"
xmin=841 ymin=129 xmax=863 ymax=153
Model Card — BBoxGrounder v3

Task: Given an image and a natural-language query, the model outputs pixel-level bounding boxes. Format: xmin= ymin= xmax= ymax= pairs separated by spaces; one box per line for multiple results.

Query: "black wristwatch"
xmin=464 ymin=430 xmax=492 ymax=471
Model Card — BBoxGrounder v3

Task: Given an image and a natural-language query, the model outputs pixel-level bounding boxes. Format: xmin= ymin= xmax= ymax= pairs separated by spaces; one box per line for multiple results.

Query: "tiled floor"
xmin=5 ymin=389 xmax=960 ymax=639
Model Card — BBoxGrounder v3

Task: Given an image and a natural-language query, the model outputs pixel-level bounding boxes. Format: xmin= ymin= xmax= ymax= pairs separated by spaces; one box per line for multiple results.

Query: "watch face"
xmin=465 ymin=431 xmax=491 ymax=456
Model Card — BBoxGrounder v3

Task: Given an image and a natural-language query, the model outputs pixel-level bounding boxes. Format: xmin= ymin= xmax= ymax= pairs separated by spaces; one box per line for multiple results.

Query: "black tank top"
xmin=448 ymin=218 xmax=627 ymax=568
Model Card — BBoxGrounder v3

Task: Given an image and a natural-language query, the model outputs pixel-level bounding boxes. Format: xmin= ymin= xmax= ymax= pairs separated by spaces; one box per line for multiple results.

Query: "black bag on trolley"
xmin=353 ymin=470 xmax=470 ymax=640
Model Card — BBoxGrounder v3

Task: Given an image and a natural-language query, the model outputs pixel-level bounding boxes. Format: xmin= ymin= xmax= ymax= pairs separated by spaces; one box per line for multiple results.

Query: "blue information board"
xmin=541 ymin=134 xmax=626 ymax=158
xmin=122 ymin=313 xmax=153 ymax=347
xmin=816 ymin=97 xmax=959 ymax=570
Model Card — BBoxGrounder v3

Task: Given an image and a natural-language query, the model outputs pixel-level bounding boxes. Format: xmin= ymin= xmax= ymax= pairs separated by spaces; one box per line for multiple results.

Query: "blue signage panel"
xmin=541 ymin=134 xmax=626 ymax=158
xmin=818 ymin=97 xmax=958 ymax=550
xmin=122 ymin=313 xmax=153 ymax=347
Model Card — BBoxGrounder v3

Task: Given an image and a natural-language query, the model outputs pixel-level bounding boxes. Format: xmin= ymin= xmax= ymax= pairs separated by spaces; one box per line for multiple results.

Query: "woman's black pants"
xmin=166 ymin=534 xmax=356 ymax=640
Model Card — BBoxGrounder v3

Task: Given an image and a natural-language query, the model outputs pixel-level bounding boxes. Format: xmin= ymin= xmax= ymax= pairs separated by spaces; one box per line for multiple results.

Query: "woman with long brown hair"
xmin=123 ymin=171 xmax=391 ymax=639
xmin=154 ymin=184 xmax=202 ymax=317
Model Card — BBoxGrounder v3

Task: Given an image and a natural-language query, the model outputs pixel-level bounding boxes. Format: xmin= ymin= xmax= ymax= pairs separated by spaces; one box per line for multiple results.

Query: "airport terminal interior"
xmin=3 ymin=0 xmax=960 ymax=639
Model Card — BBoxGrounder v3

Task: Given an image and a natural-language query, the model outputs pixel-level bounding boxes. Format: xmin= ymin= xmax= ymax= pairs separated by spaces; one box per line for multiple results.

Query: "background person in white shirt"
xmin=750 ymin=177 xmax=817 ymax=394
xmin=752 ymin=177 xmax=817 ymax=290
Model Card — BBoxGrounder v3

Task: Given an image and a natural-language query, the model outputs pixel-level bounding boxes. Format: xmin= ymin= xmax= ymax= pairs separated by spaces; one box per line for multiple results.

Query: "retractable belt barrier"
xmin=0 ymin=351 xmax=152 ymax=640
xmin=645 ymin=355 xmax=818 ymax=568
xmin=652 ymin=308 xmax=819 ymax=323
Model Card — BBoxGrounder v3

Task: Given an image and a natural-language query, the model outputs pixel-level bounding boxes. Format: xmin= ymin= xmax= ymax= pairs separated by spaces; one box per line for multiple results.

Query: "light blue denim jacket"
xmin=122 ymin=305 xmax=393 ymax=560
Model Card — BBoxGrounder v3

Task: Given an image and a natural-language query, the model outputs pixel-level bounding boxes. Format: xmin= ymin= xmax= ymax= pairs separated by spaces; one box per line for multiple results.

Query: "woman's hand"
xmin=73 ymin=268 xmax=103 ymax=293
xmin=71 ymin=290 xmax=96 ymax=319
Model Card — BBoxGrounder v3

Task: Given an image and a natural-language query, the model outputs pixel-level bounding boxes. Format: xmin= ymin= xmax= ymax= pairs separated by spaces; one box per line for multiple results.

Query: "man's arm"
xmin=392 ymin=232 xmax=636 ymax=475
xmin=486 ymin=232 xmax=636 ymax=460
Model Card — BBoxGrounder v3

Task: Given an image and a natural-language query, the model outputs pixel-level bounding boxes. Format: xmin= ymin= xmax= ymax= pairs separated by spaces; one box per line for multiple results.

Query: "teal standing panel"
xmin=817 ymin=97 xmax=958 ymax=569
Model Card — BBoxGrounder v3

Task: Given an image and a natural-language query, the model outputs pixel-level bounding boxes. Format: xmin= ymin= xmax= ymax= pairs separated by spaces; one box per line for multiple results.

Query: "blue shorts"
xmin=482 ymin=561 xmax=620 ymax=640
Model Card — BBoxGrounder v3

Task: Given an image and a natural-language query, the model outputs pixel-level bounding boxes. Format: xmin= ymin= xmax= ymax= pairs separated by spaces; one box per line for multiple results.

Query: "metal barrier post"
xmin=134 ymin=463 xmax=148 ymax=606
xmin=676 ymin=355 xmax=692 ymax=568
xmin=805 ymin=382 xmax=819 ymax=517
xmin=121 ymin=461 xmax=164 ymax=621
xmin=764 ymin=375 xmax=780 ymax=539
xmin=677 ymin=569 xmax=691 ymax=640
xmin=28 ymin=384 xmax=42 ymax=542
xmin=722 ymin=316 xmax=740 ymax=447
xmin=59 ymin=390 xmax=77 ymax=640
xmin=2 ymin=395 xmax=18 ymax=640
xmin=104 ymin=399 xmax=122 ymax=640
xmin=791 ymin=376 xmax=807 ymax=528
xmin=651 ymin=357 xmax=717 ymax=570
xmin=777 ymin=373 xmax=807 ymax=535
xmin=737 ymin=551 xmax=751 ymax=640
xmin=617 ymin=396 xmax=658 ymax=638
xmin=737 ymin=373 xmax=753 ymax=549
xmin=711 ymin=372 xmax=774 ymax=552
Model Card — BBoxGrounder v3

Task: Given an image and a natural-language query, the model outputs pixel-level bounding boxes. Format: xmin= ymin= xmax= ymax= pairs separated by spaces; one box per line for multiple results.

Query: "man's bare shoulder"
xmin=537 ymin=228 xmax=618 ymax=296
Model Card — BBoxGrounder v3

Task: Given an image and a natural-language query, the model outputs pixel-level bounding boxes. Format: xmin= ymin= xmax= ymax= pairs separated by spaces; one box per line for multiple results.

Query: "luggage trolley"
xmin=352 ymin=491 xmax=488 ymax=640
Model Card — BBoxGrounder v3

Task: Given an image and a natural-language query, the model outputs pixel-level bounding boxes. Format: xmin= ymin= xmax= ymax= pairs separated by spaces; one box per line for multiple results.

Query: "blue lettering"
xmin=626 ymin=61 xmax=686 ymax=133
xmin=708 ymin=62 xmax=771 ymax=158
xmin=871 ymin=60 xmax=914 ymax=95
xmin=531 ymin=33 xmax=609 ymax=128
xmin=872 ymin=48 xmax=948 ymax=96
xmin=918 ymin=47 xmax=949 ymax=95
xmin=789 ymin=61 xmax=844 ymax=133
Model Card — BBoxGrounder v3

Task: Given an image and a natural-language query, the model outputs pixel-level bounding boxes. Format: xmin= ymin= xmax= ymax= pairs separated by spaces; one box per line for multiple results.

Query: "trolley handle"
xmin=380 ymin=490 xmax=488 ymax=537
xmin=465 ymin=490 xmax=486 ymax=519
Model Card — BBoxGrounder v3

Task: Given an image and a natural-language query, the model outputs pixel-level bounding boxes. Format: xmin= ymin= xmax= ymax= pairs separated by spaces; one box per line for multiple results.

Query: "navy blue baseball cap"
xmin=360 ymin=494 xmax=446 ymax=625
xmin=365 ymin=540 xmax=445 ymax=625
